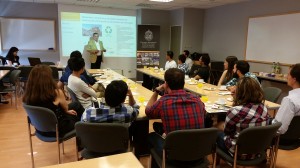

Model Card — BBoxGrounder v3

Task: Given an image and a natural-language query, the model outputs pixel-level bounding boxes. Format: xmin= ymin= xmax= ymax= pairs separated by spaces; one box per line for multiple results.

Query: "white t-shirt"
xmin=185 ymin=57 xmax=193 ymax=71
xmin=68 ymin=75 xmax=97 ymax=109
xmin=165 ymin=60 xmax=177 ymax=70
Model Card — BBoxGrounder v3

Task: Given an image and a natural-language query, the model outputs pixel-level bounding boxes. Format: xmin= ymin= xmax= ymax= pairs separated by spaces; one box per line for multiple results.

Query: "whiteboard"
xmin=245 ymin=13 xmax=300 ymax=65
xmin=0 ymin=18 xmax=56 ymax=51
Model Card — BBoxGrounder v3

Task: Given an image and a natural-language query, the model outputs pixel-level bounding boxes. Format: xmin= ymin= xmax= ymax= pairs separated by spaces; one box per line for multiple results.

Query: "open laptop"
xmin=28 ymin=57 xmax=42 ymax=66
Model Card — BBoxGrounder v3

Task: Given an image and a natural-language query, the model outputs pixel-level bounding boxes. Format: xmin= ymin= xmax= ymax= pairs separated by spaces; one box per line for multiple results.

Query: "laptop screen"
xmin=28 ymin=57 xmax=42 ymax=66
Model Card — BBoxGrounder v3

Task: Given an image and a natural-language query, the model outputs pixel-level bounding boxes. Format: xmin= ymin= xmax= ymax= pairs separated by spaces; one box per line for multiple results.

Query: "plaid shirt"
xmin=81 ymin=103 xmax=139 ymax=126
xmin=225 ymin=72 xmax=259 ymax=87
xmin=146 ymin=89 xmax=206 ymax=134
xmin=178 ymin=63 xmax=189 ymax=74
xmin=224 ymin=103 xmax=269 ymax=156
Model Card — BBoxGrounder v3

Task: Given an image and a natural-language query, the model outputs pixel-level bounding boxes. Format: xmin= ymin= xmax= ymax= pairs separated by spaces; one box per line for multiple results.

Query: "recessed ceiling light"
xmin=149 ymin=0 xmax=174 ymax=2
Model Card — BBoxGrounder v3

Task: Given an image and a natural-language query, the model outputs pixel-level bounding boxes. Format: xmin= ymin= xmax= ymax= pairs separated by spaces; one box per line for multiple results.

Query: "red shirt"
xmin=146 ymin=89 xmax=206 ymax=134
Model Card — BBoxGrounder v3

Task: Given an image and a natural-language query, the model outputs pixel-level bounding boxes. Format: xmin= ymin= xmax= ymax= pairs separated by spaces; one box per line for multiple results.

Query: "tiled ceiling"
xmin=8 ymin=0 xmax=250 ymax=10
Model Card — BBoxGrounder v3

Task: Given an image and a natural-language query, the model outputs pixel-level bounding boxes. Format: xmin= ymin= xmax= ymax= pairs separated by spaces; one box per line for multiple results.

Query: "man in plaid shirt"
xmin=226 ymin=61 xmax=260 ymax=94
xmin=81 ymin=80 xmax=139 ymax=126
xmin=146 ymin=68 xmax=206 ymax=160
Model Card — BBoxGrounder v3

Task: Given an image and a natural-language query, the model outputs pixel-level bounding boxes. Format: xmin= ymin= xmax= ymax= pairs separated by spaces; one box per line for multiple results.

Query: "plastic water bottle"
xmin=272 ymin=62 xmax=276 ymax=73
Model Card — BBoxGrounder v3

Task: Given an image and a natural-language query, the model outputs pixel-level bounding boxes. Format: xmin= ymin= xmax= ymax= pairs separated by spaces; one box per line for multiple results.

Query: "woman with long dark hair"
xmin=6 ymin=47 xmax=20 ymax=66
xmin=218 ymin=56 xmax=238 ymax=86
xmin=23 ymin=64 xmax=84 ymax=136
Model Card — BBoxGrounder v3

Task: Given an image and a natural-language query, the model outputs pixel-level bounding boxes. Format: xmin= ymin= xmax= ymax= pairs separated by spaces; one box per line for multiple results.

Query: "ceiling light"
xmin=149 ymin=0 xmax=174 ymax=2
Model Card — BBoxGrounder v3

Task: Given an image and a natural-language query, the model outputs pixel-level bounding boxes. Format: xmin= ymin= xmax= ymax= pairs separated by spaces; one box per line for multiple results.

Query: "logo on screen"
xmin=144 ymin=30 xmax=153 ymax=41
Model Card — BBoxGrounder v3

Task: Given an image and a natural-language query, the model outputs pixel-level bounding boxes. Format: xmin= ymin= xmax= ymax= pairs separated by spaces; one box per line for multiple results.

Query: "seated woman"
xmin=188 ymin=52 xmax=202 ymax=78
xmin=67 ymin=57 xmax=99 ymax=109
xmin=217 ymin=56 xmax=238 ymax=86
xmin=217 ymin=77 xmax=270 ymax=159
xmin=177 ymin=54 xmax=188 ymax=74
xmin=23 ymin=65 xmax=84 ymax=137
xmin=6 ymin=47 xmax=20 ymax=66
xmin=194 ymin=53 xmax=210 ymax=83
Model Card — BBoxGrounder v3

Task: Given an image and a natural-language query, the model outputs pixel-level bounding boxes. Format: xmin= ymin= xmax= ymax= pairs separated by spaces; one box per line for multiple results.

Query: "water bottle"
xmin=275 ymin=62 xmax=281 ymax=74
xmin=271 ymin=62 xmax=276 ymax=73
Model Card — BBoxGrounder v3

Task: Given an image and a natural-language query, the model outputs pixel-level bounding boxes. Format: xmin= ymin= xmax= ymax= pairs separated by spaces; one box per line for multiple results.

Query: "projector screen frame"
xmin=244 ymin=11 xmax=300 ymax=66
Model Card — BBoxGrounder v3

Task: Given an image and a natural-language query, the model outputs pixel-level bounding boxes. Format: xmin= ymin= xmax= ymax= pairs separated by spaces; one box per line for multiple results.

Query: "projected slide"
xmin=60 ymin=12 xmax=136 ymax=57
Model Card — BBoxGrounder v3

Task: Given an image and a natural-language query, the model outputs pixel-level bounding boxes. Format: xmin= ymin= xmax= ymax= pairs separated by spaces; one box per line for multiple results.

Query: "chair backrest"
xmin=28 ymin=57 xmax=42 ymax=66
xmin=164 ymin=128 xmax=218 ymax=161
xmin=50 ymin=66 xmax=59 ymax=80
xmin=42 ymin=61 xmax=55 ymax=65
xmin=0 ymin=56 xmax=6 ymax=65
xmin=66 ymin=86 xmax=79 ymax=102
xmin=236 ymin=122 xmax=282 ymax=154
xmin=9 ymin=70 xmax=21 ymax=85
xmin=280 ymin=116 xmax=300 ymax=140
xmin=263 ymin=87 xmax=282 ymax=103
xmin=75 ymin=122 xmax=129 ymax=153
xmin=18 ymin=66 xmax=33 ymax=81
xmin=23 ymin=104 xmax=58 ymax=132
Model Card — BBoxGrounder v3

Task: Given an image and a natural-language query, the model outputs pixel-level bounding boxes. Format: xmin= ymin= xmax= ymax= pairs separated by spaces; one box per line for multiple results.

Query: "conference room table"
xmin=42 ymin=152 xmax=143 ymax=168
xmin=88 ymin=69 xmax=154 ymax=156
xmin=0 ymin=70 xmax=10 ymax=80
xmin=136 ymin=68 xmax=280 ymax=112
xmin=256 ymin=73 xmax=287 ymax=84
xmin=88 ymin=68 xmax=280 ymax=156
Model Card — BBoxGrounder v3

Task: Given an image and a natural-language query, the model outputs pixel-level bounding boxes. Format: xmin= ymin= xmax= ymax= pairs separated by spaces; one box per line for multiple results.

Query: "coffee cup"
xmin=220 ymin=85 xmax=227 ymax=90
xmin=218 ymin=98 xmax=226 ymax=105
xmin=198 ymin=79 xmax=204 ymax=83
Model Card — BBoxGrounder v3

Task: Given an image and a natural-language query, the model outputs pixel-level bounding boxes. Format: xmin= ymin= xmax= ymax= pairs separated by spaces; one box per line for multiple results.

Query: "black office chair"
xmin=0 ymin=70 xmax=21 ymax=109
xmin=18 ymin=66 xmax=33 ymax=95
xmin=263 ymin=87 xmax=282 ymax=103
xmin=279 ymin=116 xmax=300 ymax=150
xmin=66 ymin=86 xmax=79 ymax=103
xmin=50 ymin=66 xmax=59 ymax=81
xmin=41 ymin=61 xmax=56 ymax=65
xmin=149 ymin=128 xmax=218 ymax=168
xmin=0 ymin=56 xmax=6 ymax=65
xmin=23 ymin=104 xmax=76 ymax=167
xmin=216 ymin=122 xmax=282 ymax=168
xmin=75 ymin=122 xmax=130 ymax=160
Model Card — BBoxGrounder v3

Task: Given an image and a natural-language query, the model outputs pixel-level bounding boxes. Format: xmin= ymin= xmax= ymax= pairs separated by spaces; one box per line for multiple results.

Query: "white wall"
xmin=202 ymin=0 xmax=300 ymax=74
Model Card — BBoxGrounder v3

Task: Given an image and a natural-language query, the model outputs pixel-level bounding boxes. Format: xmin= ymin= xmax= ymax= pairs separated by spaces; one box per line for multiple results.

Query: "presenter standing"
xmin=87 ymin=32 xmax=106 ymax=69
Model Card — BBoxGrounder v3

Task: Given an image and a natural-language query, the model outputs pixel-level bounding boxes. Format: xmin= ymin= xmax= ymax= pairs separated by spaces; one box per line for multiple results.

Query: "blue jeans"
xmin=217 ymin=131 xmax=230 ymax=155
xmin=148 ymin=132 xmax=165 ymax=158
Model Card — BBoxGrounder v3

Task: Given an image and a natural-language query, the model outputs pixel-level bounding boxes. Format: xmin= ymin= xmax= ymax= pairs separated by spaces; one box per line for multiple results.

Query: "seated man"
xmin=165 ymin=51 xmax=177 ymax=70
xmin=81 ymin=80 xmax=139 ymax=125
xmin=68 ymin=57 xmax=98 ymax=109
xmin=146 ymin=68 xmax=206 ymax=158
xmin=183 ymin=50 xmax=193 ymax=72
xmin=57 ymin=50 xmax=97 ymax=89
xmin=194 ymin=53 xmax=211 ymax=82
xmin=177 ymin=54 xmax=188 ymax=74
xmin=188 ymin=52 xmax=202 ymax=78
xmin=226 ymin=60 xmax=260 ymax=93
xmin=273 ymin=63 xmax=300 ymax=145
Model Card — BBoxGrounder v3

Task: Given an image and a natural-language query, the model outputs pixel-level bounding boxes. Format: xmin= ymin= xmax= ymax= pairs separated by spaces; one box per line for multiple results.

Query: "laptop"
xmin=28 ymin=57 xmax=42 ymax=66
